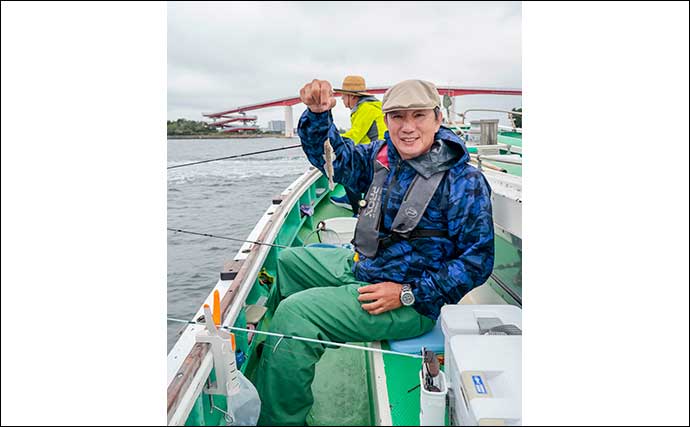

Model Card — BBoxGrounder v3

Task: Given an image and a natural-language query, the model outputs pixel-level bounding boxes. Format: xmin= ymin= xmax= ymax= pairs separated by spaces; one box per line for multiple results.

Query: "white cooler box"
xmin=440 ymin=305 xmax=522 ymax=426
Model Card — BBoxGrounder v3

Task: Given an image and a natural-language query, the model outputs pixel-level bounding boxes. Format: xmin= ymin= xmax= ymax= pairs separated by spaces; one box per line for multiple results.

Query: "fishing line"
xmin=167 ymin=228 xmax=290 ymax=249
xmin=167 ymin=144 xmax=302 ymax=170
xmin=168 ymin=141 xmax=421 ymax=359
xmin=167 ymin=317 xmax=423 ymax=359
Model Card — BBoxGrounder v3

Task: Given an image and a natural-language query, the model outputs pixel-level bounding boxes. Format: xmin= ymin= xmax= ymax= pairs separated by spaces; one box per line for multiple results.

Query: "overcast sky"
xmin=168 ymin=1 xmax=522 ymax=128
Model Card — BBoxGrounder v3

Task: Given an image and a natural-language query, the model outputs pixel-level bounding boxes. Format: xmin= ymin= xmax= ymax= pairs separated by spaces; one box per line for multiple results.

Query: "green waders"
xmin=255 ymin=247 xmax=435 ymax=426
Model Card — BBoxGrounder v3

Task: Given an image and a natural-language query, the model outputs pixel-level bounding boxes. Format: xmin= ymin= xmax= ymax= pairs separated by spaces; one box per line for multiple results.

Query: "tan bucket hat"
xmin=333 ymin=75 xmax=374 ymax=96
xmin=381 ymin=79 xmax=441 ymax=113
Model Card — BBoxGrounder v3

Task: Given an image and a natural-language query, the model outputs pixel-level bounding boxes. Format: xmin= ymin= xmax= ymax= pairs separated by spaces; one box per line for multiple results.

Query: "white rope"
xmin=168 ymin=317 xmax=423 ymax=359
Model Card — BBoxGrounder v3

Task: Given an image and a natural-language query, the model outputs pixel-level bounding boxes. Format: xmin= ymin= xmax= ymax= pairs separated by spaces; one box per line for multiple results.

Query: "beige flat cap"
xmin=382 ymin=79 xmax=441 ymax=113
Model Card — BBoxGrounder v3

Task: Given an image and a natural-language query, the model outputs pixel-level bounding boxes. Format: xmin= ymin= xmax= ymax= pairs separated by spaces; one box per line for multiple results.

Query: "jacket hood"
xmin=350 ymin=96 xmax=381 ymax=115
xmin=394 ymin=125 xmax=469 ymax=178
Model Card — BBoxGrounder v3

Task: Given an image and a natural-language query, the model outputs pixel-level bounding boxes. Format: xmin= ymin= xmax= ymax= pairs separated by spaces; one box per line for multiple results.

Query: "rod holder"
xmin=196 ymin=305 xmax=240 ymax=396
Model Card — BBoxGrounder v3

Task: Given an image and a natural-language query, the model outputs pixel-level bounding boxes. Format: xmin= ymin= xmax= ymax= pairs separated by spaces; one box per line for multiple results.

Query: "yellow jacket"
xmin=341 ymin=96 xmax=387 ymax=145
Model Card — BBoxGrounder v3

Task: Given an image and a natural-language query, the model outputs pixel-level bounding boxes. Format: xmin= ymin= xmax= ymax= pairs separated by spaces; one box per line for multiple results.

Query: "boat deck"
xmin=380 ymin=344 xmax=433 ymax=426
xmin=308 ymin=346 xmax=372 ymax=425
xmin=170 ymin=168 xmax=521 ymax=425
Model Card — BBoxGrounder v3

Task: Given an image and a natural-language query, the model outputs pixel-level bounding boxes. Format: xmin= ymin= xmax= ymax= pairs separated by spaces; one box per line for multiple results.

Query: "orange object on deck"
xmin=212 ymin=290 xmax=221 ymax=326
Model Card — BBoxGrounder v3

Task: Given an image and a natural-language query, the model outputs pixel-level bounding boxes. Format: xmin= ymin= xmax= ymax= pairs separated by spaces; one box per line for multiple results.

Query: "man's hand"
xmin=357 ymin=282 xmax=403 ymax=315
xmin=299 ymin=79 xmax=336 ymax=113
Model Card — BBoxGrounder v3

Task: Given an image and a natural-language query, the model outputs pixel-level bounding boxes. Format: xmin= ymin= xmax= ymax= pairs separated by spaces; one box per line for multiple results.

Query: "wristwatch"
xmin=400 ymin=284 xmax=415 ymax=306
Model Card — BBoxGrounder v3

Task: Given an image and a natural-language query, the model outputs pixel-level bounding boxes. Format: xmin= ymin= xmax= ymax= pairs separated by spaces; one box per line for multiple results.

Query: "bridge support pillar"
xmin=284 ymin=106 xmax=294 ymax=137
xmin=450 ymin=97 xmax=457 ymax=124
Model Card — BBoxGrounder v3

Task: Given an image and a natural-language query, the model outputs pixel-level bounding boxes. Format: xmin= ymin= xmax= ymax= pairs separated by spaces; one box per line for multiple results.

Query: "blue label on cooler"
xmin=472 ymin=375 xmax=487 ymax=394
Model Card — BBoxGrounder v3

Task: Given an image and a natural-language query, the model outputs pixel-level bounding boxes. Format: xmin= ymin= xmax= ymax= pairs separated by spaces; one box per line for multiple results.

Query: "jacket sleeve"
xmin=297 ymin=109 xmax=379 ymax=194
xmin=411 ymin=170 xmax=495 ymax=312
xmin=341 ymin=103 xmax=379 ymax=144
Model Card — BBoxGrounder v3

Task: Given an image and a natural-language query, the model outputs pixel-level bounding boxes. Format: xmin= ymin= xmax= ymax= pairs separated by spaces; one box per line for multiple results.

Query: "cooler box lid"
xmin=441 ymin=304 xmax=521 ymax=336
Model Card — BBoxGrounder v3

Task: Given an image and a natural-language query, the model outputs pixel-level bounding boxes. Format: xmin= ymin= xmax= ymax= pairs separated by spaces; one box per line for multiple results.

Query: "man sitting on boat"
xmin=254 ymin=79 xmax=495 ymax=426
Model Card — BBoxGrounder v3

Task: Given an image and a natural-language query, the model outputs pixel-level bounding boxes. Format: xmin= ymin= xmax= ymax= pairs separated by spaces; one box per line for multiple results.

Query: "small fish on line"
xmin=323 ymin=137 xmax=335 ymax=191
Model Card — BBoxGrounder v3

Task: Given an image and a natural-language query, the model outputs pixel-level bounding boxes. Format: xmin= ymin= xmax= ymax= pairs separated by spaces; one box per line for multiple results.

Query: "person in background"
xmin=329 ymin=75 xmax=387 ymax=215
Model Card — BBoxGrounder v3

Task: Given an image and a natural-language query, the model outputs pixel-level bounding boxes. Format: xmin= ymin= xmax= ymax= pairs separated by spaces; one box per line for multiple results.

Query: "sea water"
xmin=167 ymin=137 xmax=308 ymax=351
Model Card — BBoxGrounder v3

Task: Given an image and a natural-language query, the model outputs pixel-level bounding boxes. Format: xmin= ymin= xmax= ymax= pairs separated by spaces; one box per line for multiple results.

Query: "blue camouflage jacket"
xmin=298 ymin=110 xmax=494 ymax=320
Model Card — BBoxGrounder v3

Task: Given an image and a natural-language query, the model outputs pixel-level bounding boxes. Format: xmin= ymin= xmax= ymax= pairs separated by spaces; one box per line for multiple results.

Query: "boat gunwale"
xmin=167 ymin=166 xmax=323 ymax=424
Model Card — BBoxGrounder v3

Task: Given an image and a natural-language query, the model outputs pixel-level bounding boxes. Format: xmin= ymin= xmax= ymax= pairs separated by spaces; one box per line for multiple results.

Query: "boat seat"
xmin=387 ymin=321 xmax=445 ymax=354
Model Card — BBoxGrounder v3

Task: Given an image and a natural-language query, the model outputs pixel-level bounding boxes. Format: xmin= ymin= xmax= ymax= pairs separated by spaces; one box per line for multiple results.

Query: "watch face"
xmin=401 ymin=291 xmax=414 ymax=306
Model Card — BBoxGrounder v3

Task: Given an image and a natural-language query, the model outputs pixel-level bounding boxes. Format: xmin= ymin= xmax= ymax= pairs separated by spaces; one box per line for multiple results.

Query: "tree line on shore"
xmin=167 ymin=118 xmax=218 ymax=136
xmin=167 ymin=118 xmax=287 ymax=136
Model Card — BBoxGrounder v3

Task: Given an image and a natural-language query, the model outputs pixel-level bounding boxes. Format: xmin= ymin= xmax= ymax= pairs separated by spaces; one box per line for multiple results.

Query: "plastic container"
xmin=440 ymin=304 xmax=521 ymax=390
xmin=318 ymin=217 xmax=358 ymax=244
xmin=449 ymin=335 xmax=521 ymax=426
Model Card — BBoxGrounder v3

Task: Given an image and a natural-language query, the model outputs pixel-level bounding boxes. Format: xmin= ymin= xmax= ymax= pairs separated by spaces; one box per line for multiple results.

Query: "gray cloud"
xmin=168 ymin=1 xmax=521 ymax=127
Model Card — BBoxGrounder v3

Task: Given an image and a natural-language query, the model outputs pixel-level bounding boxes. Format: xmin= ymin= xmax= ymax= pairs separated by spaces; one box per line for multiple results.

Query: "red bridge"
xmin=207 ymin=114 xmax=258 ymax=133
xmin=203 ymin=86 xmax=521 ymax=136
xmin=208 ymin=115 xmax=258 ymax=126
xmin=221 ymin=126 xmax=260 ymax=133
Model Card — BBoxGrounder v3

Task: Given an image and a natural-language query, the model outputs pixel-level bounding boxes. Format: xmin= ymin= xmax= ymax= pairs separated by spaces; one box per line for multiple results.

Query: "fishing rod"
xmin=167 ymin=228 xmax=290 ymax=249
xmin=167 ymin=317 xmax=423 ymax=359
xmin=167 ymin=144 xmax=302 ymax=170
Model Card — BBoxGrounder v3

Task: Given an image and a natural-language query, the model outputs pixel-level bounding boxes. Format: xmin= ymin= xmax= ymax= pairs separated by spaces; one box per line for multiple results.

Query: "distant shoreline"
xmin=167 ymin=133 xmax=293 ymax=140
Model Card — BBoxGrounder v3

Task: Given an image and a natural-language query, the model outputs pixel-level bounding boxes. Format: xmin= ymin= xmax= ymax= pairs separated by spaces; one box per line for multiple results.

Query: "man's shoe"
xmin=329 ymin=194 xmax=352 ymax=210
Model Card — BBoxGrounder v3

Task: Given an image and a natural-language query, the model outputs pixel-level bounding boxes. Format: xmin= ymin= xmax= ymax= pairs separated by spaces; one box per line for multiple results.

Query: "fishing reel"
xmin=422 ymin=348 xmax=441 ymax=392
